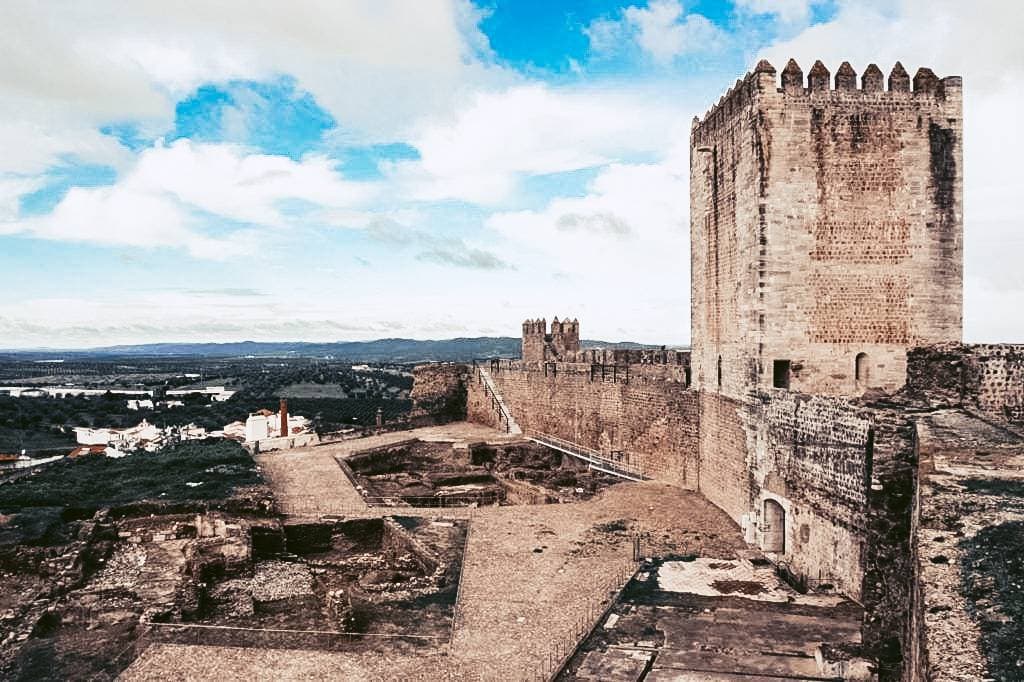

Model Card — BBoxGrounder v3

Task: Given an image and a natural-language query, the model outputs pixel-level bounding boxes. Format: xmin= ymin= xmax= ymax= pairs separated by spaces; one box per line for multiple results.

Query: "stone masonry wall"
xmin=696 ymin=392 xmax=751 ymax=521
xmin=470 ymin=361 xmax=699 ymax=488
xmin=750 ymin=390 xmax=875 ymax=596
xmin=691 ymin=60 xmax=962 ymax=399
xmin=689 ymin=66 xmax=762 ymax=402
xmin=907 ymin=343 xmax=1024 ymax=425
xmin=458 ymin=351 xmax=921 ymax=673
xmin=410 ymin=363 xmax=469 ymax=424
xmin=468 ymin=356 xmax=884 ymax=598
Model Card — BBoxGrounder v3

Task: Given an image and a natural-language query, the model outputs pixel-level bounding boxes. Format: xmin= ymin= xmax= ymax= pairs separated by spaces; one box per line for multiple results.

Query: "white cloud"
xmin=488 ymin=153 xmax=688 ymax=249
xmin=626 ymin=0 xmax=726 ymax=63
xmin=1 ymin=139 xmax=377 ymax=258
xmin=0 ymin=176 xmax=44 ymax=222
xmin=734 ymin=0 xmax=814 ymax=25
xmin=583 ymin=18 xmax=626 ymax=57
xmin=0 ymin=121 xmax=133 ymax=176
xmin=391 ymin=84 xmax=690 ymax=205
xmin=587 ymin=0 xmax=727 ymax=64
xmin=0 ymin=1 xmax=510 ymax=176
xmin=484 ymin=144 xmax=692 ymax=339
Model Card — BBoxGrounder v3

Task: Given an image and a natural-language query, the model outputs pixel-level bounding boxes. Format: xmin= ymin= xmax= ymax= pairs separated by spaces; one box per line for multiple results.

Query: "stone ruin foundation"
xmin=341 ymin=438 xmax=621 ymax=508
xmin=154 ymin=514 xmax=468 ymax=647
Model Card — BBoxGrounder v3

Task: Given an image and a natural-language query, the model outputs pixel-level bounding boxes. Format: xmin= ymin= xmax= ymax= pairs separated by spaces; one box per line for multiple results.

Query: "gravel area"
xmin=91 ymin=544 xmax=148 ymax=590
xmin=250 ymin=561 xmax=314 ymax=603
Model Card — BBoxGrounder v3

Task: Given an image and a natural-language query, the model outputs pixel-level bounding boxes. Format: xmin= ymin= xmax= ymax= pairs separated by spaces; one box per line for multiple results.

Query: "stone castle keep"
xmin=690 ymin=59 xmax=962 ymax=398
xmin=413 ymin=59 xmax=1023 ymax=680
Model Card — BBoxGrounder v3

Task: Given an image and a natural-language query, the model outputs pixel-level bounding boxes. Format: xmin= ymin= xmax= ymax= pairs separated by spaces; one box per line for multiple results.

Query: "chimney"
xmin=376 ymin=406 xmax=383 ymax=430
xmin=279 ymin=398 xmax=289 ymax=437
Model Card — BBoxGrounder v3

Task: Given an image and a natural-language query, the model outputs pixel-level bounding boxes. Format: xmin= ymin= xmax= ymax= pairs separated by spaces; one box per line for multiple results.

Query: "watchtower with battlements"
xmin=521 ymin=317 xmax=580 ymax=362
xmin=521 ymin=318 xmax=547 ymax=362
xmin=690 ymin=59 xmax=963 ymax=398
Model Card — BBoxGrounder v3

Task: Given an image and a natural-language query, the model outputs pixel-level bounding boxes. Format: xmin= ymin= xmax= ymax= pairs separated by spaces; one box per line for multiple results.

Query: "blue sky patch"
xmin=479 ymin=0 xmax=628 ymax=72
xmin=99 ymin=122 xmax=151 ymax=152
xmin=171 ymin=77 xmax=335 ymax=159
xmin=337 ymin=143 xmax=420 ymax=180
xmin=18 ymin=159 xmax=117 ymax=216
xmin=519 ymin=167 xmax=602 ymax=209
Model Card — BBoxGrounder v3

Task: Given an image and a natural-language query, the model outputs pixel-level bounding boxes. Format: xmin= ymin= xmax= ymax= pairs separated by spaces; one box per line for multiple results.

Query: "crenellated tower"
xmin=521 ymin=318 xmax=547 ymax=362
xmin=521 ymin=317 xmax=581 ymax=362
xmin=690 ymin=59 xmax=963 ymax=398
xmin=549 ymin=317 xmax=580 ymax=359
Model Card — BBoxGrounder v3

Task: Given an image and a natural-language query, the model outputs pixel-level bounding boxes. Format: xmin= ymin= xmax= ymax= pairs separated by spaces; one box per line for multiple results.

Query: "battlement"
xmin=521 ymin=317 xmax=579 ymax=337
xmin=521 ymin=316 xmax=580 ymax=362
xmin=549 ymin=316 xmax=579 ymax=337
xmin=691 ymin=59 xmax=962 ymax=144
xmin=522 ymin=318 xmax=546 ymax=336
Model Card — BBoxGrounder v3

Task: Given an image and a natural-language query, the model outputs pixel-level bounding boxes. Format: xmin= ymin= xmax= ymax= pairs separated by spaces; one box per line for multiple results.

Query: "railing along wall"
xmin=527 ymin=430 xmax=646 ymax=482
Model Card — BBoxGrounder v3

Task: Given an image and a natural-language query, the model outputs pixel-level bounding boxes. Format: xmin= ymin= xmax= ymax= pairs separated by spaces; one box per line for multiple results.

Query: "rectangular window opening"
xmin=772 ymin=360 xmax=791 ymax=389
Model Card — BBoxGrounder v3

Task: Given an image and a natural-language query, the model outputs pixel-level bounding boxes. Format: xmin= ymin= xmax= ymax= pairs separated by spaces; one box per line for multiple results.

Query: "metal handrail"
xmin=477 ymin=366 xmax=516 ymax=433
xmin=527 ymin=430 xmax=646 ymax=481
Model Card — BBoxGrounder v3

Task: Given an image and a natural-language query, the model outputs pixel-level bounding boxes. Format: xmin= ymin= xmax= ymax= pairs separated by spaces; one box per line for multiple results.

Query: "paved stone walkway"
xmin=121 ymin=422 xmax=746 ymax=681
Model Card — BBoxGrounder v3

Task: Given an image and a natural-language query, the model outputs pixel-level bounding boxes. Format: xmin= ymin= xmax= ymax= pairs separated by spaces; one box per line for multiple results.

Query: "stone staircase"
xmin=476 ymin=366 xmax=522 ymax=435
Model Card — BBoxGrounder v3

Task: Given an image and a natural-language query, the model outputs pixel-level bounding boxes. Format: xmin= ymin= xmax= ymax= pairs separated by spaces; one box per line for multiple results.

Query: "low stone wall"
xmin=381 ymin=518 xmax=440 ymax=575
xmin=145 ymin=622 xmax=427 ymax=650
xmin=905 ymin=410 xmax=1024 ymax=681
xmin=499 ymin=477 xmax=557 ymax=505
xmin=907 ymin=343 xmax=1024 ymax=424
xmin=251 ymin=433 xmax=319 ymax=453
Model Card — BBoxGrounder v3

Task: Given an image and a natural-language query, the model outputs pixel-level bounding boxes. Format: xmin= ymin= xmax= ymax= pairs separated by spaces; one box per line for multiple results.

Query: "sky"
xmin=0 ymin=0 xmax=1021 ymax=348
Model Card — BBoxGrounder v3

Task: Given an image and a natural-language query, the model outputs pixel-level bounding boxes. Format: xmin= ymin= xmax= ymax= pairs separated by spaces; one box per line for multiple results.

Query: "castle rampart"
xmin=467 ymin=357 xmax=697 ymax=487
xmin=469 ymin=324 xmax=904 ymax=601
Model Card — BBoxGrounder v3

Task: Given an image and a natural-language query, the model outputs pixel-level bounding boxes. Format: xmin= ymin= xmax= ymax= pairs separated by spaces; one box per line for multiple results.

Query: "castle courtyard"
xmin=122 ymin=422 xmax=766 ymax=681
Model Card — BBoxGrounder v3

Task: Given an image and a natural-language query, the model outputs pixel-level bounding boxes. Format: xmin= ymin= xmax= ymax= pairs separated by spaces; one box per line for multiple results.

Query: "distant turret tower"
xmin=521 ymin=318 xmax=546 ymax=362
xmin=549 ymin=317 xmax=580 ymax=359
xmin=521 ymin=317 xmax=581 ymax=362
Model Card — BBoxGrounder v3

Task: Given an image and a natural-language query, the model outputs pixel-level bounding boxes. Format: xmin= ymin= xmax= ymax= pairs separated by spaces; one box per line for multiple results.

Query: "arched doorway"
xmin=763 ymin=499 xmax=786 ymax=553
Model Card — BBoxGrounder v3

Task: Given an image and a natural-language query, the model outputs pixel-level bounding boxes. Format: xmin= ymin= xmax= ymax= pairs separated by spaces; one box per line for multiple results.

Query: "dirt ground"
xmin=122 ymin=422 xmax=747 ymax=681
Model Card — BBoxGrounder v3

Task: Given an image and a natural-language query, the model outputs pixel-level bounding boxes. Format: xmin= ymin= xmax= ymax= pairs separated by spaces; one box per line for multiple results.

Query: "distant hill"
xmin=75 ymin=338 xmax=523 ymax=362
xmin=1 ymin=337 xmax=684 ymax=363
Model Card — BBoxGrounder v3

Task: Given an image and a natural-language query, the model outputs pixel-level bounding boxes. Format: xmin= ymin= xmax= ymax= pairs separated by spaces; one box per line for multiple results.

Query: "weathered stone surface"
xmin=468 ymin=359 xmax=699 ymax=488
xmin=690 ymin=60 xmax=962 ymax=398
xmin=410 ymin=363 xmax=468 ymax=424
